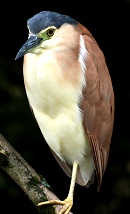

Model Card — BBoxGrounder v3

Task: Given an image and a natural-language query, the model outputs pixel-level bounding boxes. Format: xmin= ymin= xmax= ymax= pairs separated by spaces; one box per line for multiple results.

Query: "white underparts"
xmin=24 ymin=36 xmax=94 ymax=185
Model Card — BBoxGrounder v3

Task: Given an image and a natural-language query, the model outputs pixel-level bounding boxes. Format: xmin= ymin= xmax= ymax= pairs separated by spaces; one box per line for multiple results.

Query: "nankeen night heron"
xmin=15 ymin=11 xmax=115 ymax=214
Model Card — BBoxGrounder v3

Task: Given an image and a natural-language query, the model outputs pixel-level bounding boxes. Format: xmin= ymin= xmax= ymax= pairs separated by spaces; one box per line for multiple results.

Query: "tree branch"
xmin=0 ymin=133 xmax=73 ymax=214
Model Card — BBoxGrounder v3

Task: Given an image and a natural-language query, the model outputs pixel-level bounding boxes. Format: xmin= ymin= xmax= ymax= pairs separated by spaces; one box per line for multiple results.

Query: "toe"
xmin=59 ymin=198 xmax=73 ymax=214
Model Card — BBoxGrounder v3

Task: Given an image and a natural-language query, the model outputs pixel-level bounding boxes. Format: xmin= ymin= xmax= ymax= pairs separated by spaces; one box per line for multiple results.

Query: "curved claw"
xmin=59 ymin=198 xmax=73 ymax=214
xmin=38 ymin=197 xmax=73 ymax=214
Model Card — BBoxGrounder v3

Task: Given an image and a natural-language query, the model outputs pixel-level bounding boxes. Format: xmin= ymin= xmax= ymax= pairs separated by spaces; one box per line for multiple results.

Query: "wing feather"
xmin=79 ymin=24 xmax=115 ymax=190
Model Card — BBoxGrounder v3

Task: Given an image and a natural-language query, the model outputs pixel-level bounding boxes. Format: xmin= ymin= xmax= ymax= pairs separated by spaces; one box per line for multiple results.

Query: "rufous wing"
xmin=80 ymin=27 xmax=115 ymax=191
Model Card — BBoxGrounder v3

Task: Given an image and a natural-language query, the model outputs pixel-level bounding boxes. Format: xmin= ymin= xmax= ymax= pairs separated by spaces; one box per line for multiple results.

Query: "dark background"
xmin=0 ymin=0 xmax=130 ymax=213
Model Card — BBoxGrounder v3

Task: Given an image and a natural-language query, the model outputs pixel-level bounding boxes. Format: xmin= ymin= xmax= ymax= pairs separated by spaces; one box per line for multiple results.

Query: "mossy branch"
xmin=0 ymin=133 xmax=73 ymax=214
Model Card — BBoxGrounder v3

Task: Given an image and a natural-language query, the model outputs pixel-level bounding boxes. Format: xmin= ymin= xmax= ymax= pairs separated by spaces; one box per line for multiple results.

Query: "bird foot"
xmin=38 ymin=197 xmax=73 ymax=214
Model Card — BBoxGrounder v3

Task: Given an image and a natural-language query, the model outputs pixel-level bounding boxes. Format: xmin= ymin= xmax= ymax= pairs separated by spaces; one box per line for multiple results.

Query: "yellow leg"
xmin=38 ymin=160 xmax=78 ymax=214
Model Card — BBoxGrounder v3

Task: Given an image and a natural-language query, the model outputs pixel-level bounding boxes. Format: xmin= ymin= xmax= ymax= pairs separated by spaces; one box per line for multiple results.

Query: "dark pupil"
xmin=48 ymin=29 xmax=54 ymax=36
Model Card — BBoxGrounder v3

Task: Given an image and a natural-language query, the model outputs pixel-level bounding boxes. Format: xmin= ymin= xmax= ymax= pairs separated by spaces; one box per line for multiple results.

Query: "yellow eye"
xmin=47 ymin=28 xmax=55 ymax=37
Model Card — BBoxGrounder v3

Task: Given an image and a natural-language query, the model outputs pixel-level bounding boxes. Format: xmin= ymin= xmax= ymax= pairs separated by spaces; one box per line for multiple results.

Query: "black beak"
xmin=15 ymin=35 xmax=42 ymax=60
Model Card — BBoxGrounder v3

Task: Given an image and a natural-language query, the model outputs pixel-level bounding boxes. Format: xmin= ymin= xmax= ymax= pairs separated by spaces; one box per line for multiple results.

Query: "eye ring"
xmin=47 ymin=28 xmax=55 ymax=37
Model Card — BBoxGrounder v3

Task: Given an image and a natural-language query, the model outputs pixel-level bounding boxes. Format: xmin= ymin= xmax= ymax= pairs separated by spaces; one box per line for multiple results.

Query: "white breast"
xmin=23 ymin=44 xmax=94 ymax=185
